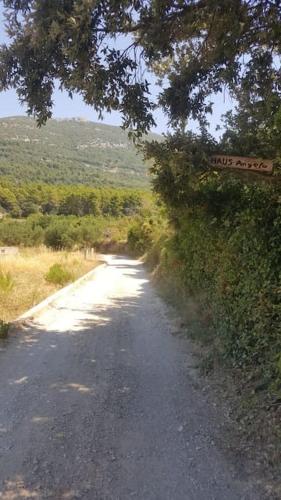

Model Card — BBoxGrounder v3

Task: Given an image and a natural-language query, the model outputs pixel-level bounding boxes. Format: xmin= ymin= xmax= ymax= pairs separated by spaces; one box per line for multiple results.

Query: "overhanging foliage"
xmin=0 ymin=1 xmax=280 ymax=133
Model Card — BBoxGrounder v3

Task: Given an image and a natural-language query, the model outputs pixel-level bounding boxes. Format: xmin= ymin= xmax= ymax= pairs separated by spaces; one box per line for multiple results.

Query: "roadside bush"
xmin=45 ymin=263 xmax=74 ymax=286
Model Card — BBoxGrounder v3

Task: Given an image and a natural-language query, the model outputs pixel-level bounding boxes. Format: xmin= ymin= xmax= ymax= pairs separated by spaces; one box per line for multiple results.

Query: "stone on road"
xmin=0 ymin=256 xmax=259 ymax=499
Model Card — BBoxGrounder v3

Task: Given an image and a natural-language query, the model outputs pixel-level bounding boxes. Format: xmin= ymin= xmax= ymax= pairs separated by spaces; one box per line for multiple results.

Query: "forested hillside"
xmin=0 ymin=117 xmax=159 ymax=187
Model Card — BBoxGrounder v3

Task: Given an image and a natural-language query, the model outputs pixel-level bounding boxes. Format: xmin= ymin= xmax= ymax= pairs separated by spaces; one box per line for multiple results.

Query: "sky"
xmin=0 ymin=3 xmax=233 ymax=137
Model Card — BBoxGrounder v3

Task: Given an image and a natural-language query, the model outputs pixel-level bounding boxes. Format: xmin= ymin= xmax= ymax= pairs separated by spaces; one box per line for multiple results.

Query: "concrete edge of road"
xmin=11 ymin=259 xmax=107 ymax=328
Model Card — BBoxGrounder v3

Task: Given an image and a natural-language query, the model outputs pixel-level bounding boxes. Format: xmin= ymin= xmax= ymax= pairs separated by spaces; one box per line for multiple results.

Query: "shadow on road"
xmin=0 ymin=256 xmax=153 ymax=499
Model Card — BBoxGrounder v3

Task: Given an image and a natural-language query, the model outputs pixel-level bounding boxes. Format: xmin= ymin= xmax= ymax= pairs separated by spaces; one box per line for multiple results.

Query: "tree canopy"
xmin=0 ymin=1 xmax=280 ymax=133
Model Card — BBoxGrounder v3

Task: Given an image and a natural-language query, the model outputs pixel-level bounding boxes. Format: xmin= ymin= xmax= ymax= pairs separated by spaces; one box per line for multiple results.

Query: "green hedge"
xmin=150 ymin=175 xmax=281 ymax=389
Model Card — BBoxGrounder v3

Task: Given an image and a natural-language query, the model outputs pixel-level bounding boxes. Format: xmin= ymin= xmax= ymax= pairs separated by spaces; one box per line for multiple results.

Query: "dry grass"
xmin=0 ymin=247 xmax=99 ymax=322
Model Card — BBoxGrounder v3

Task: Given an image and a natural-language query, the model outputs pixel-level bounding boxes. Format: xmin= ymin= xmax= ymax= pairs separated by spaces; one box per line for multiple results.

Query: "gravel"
xmin=0 ymin=255 xmax=262 ymax=499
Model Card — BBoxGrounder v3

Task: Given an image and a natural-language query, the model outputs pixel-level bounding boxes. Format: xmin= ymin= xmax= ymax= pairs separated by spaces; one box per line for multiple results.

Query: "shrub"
xmin=44 ymin=223 xmax=76 ymax=250
xmin=0 ymin=211 xmax=143 ymax=250
xmin=45 ymin=263 xmax=74 ymax=286
xmin=0 ymin=219 xmax=44 ymax=246
xmin=127 ymin=219 xmax=154 ymax=254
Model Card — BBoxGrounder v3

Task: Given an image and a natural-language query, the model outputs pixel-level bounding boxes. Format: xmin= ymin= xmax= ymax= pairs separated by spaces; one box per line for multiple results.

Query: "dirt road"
xmin=0 ymin=256 xmax=260 ymax=499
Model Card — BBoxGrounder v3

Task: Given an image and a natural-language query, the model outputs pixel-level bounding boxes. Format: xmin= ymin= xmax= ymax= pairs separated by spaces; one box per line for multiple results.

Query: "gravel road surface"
xmin=0 ymin=256 xmax=260 ymax=499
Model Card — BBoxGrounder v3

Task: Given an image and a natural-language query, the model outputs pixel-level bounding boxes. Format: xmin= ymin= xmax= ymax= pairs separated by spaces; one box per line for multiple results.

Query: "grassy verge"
xmin=0 ymin=247 xmax=99 ymax=322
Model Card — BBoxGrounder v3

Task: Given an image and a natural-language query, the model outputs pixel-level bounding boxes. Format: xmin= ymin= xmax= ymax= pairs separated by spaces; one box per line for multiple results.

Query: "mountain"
xmin=0 ymin=116 xmax=161 ymax=188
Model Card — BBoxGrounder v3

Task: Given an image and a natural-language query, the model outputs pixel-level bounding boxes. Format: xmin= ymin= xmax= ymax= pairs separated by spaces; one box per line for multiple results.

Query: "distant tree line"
xmin=0 ymin=178 xmax=144 ymax=218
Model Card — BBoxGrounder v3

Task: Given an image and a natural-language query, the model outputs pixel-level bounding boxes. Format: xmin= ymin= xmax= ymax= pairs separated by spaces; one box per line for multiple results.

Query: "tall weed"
xmin=0 ymin=270 xmax=14 ymax=292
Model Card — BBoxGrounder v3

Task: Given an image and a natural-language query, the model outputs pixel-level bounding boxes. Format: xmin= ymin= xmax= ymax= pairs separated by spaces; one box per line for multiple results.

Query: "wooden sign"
xmin=210 ymin=155 xmax=273 ymax=174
